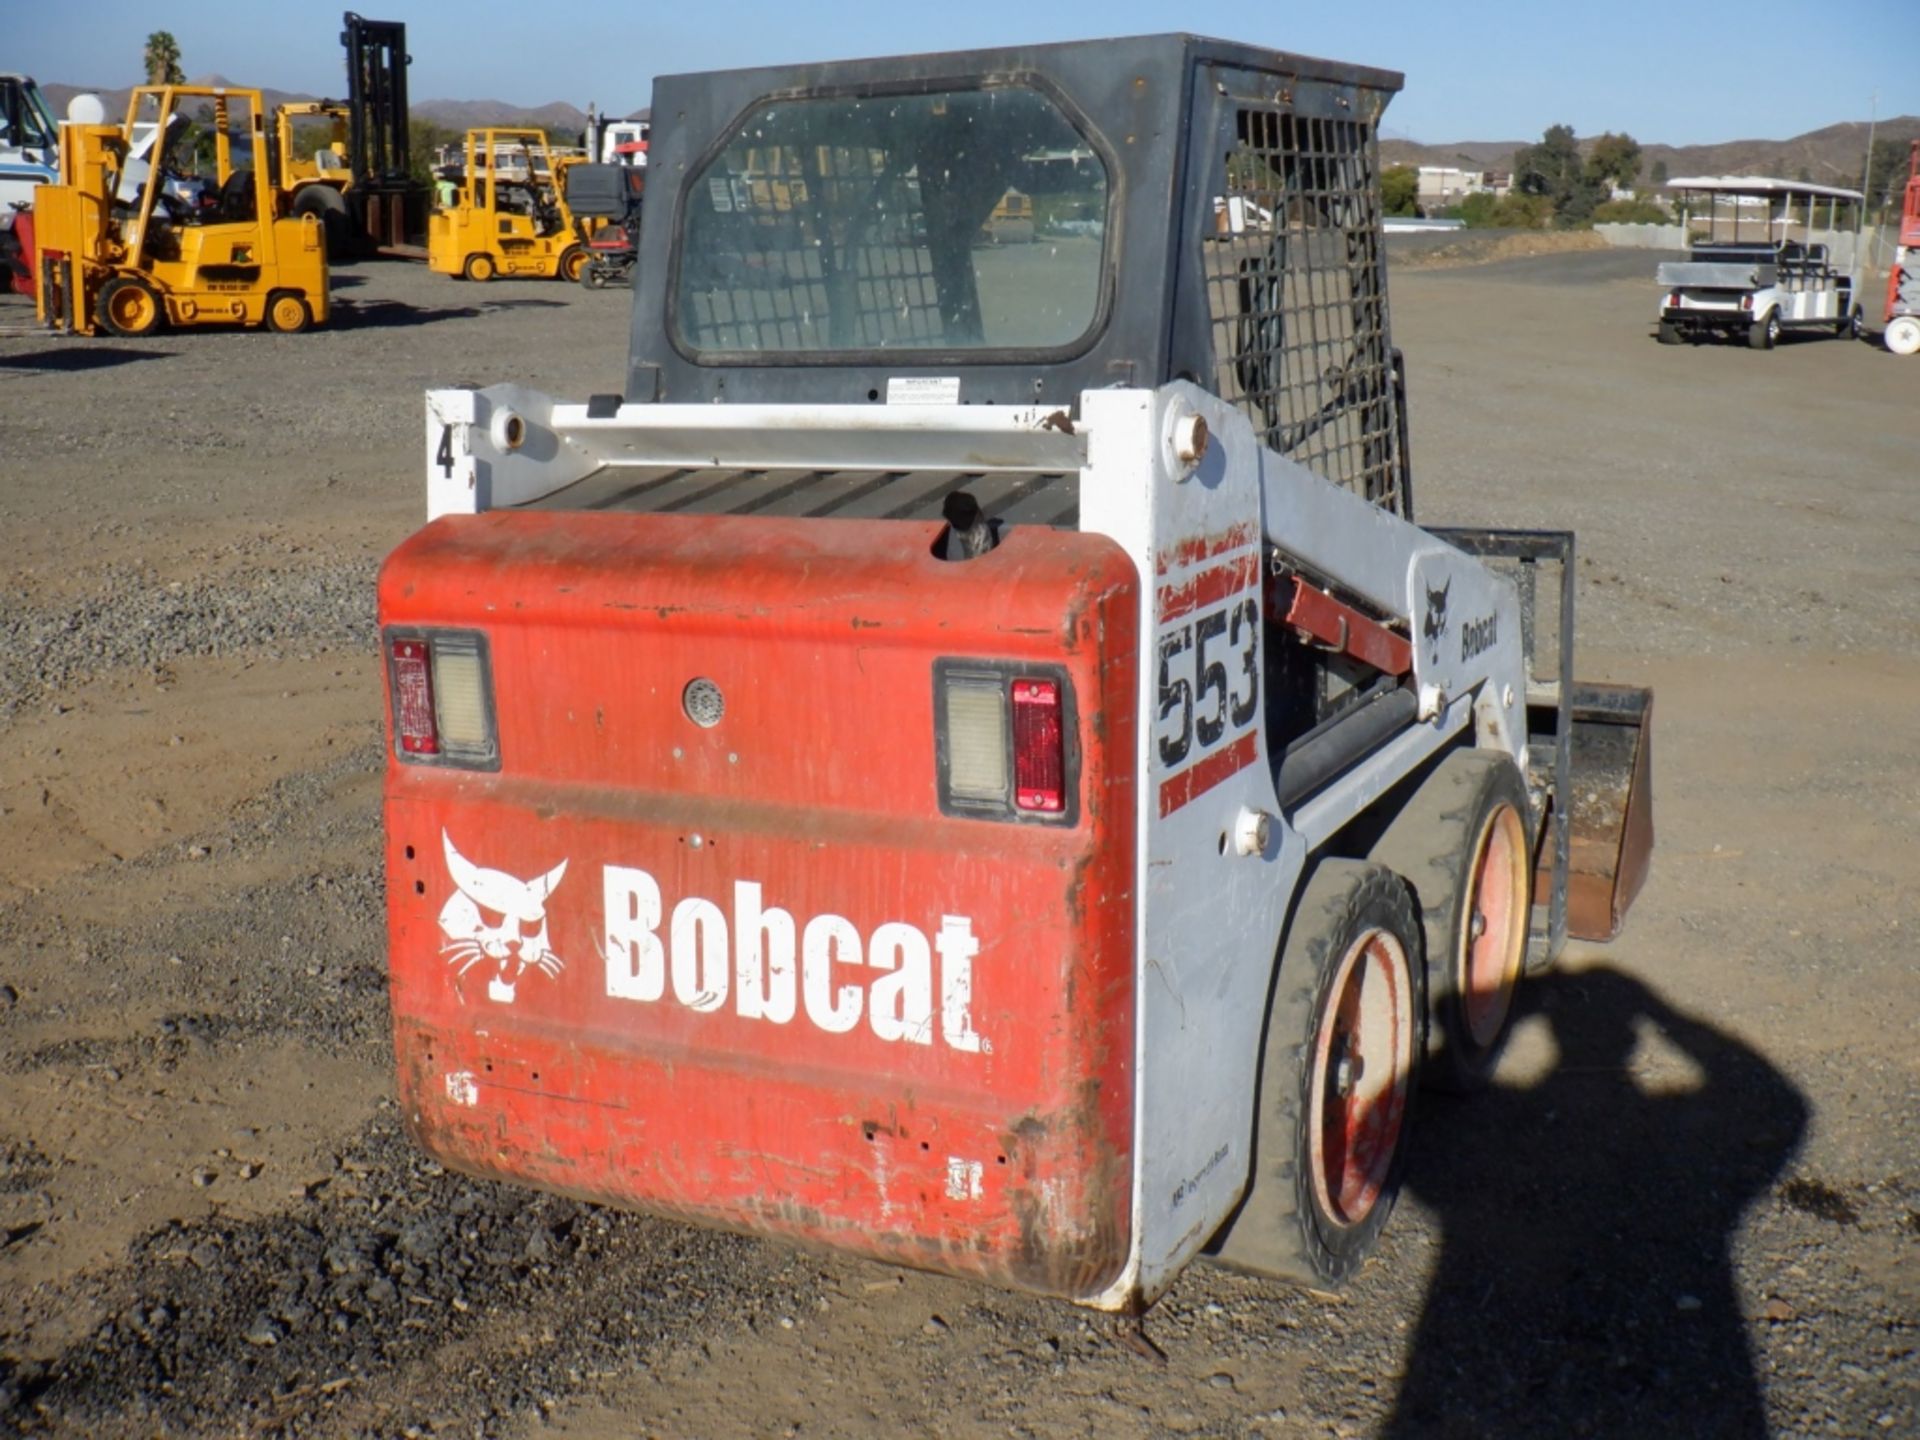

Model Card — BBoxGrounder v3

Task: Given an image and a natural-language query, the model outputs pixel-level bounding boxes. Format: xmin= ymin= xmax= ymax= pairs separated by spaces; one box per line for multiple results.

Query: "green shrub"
xmin=1592 ymin=198 xmax=1672 ymax=225
xmin=1450 ymin=191 xmax=1551 ymax=229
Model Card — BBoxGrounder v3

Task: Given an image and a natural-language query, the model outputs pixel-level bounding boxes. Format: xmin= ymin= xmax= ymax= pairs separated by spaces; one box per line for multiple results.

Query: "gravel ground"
xmin=0 ymin=253 xmax=1916 ymax=1439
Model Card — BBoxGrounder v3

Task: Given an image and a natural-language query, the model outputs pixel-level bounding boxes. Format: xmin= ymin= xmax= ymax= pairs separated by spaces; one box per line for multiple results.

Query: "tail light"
xmin=1011 ymin=679 xmax=1065 ymax=812
xmin=1740 ymin=294 xmax=1754 ymax=311
xmin=936 ymin=661 xmax=1076 ymax=824
xmin=385 ymin=629 xmax=499 ymax=770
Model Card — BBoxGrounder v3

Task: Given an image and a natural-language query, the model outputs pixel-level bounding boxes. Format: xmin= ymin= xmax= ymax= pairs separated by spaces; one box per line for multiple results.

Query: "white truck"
xmin=377 ymin=35 xmax=1653 ymax=1311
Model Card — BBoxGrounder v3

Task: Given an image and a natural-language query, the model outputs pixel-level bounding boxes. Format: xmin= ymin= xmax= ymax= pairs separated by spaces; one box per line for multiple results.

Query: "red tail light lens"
xmin=1011 ymin=678 xmax=1065 ymax=813
xmin=385 ymin=629 xmax=499 ymax=769
xmin=390 ymin=638 xmax=439 ymax=755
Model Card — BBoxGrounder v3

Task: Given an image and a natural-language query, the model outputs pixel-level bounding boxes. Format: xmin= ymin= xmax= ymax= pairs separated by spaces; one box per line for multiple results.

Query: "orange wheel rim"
xmin=1309 ymin=927 xmax=1413 ymax=1226
xmin=1462 ymin=803 xmax=1528 ymax=1047
xmin=110 ymin=288 xmax=153 ymax=329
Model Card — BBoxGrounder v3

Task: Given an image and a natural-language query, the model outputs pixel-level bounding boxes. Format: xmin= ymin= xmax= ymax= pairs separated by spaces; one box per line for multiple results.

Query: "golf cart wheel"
xmin=463 ymin=253 xmax=496 ymax=283
xmin=1209 ymin=861 xmax=1421 ymax=1287
xmin=1748 ymin=309 xmax=1781 ymax=350
xmin=98 ymin=275 xmax=164 ymax=337
xmin=581 ymin=262 xmax=609 ymax=290
xmin=1370 ymin=750 xmax=1533 ymax=1093
xmin=1656 ymin=320 xmax=1682 ymax=345
xmin=558 ymin=245 xmax=586 ymax=283
xmin=1838 ymin=306 xmax=1862 ymax=340
xmin=265 ymin=291 xmax=311 ymax=334
xmin=1886 ymin=315 xmax=1920 ymax=356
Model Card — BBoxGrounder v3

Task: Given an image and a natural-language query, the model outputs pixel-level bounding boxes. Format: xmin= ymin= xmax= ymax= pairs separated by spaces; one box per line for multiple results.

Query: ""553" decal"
xmin=1157 ymin=595 xmax=1259 ymax=767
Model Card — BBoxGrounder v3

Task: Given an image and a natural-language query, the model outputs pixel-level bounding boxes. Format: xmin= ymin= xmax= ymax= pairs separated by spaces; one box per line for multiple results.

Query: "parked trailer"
xmin=378 ymin=35 xmax=1653 ymax=1311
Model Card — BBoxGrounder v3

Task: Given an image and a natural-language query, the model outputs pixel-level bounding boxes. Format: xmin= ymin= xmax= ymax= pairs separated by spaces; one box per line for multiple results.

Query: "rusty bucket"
xmin=1542 ymin=682 xmax=1654 ymax=942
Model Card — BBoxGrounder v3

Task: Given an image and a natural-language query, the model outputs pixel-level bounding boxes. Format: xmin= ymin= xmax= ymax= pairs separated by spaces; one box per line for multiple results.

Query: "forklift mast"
xmin=341 ymin=10 xmax=428 ymax=250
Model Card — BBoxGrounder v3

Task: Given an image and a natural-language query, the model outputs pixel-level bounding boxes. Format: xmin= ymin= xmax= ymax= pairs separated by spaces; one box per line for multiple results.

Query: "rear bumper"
xmin=381 ymin=511 xmax=1141 ymax=1299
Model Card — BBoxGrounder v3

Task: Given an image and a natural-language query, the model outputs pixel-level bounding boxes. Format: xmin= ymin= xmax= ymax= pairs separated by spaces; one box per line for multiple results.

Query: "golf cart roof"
xmin=1665 ymin=175 xmax=1863 ymax=203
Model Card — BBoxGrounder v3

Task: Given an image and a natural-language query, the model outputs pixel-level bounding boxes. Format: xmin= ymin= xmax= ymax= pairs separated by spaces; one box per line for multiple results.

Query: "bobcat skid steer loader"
xmin=378 ymin=35 xmax=1654 ymax=1313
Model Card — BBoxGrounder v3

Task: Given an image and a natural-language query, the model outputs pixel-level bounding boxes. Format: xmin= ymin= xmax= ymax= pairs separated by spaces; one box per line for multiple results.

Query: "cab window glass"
xmin=676 ymin=85 xmax=1108 ymax=355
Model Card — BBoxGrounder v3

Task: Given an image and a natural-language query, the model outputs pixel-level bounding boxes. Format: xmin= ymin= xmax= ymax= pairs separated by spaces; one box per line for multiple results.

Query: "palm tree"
xmin=144 ymin=31 xmax=184 ymax=86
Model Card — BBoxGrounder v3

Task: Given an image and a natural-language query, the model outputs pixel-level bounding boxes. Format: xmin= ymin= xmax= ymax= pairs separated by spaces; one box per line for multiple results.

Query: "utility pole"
xmin=1858 ymin=93 xmax=1878 ymax=269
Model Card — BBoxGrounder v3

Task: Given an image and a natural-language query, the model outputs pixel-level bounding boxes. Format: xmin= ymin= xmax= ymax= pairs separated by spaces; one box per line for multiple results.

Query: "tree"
xmin=1381 ymin=165 xmax=1419 ymax=217
xmin=1649 ymin=158 xmax=1669 ymax=189
xmin=1585 ymin=132 xmax=1642 ymax=191
xmin=1513 ymin=124 xmax=1606 ymax=227
xmin=144 ymin=31 xmax=184 ymax=86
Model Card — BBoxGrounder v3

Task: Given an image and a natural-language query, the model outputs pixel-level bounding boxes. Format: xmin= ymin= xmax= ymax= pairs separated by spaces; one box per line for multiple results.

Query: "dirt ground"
xmin=1 ymin=247 xmax=1916 ymax=1440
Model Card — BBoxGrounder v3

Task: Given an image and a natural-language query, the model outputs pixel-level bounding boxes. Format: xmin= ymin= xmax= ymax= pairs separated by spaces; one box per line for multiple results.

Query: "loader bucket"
xmin=1547 ymin=682 xmax=1654 ymax=942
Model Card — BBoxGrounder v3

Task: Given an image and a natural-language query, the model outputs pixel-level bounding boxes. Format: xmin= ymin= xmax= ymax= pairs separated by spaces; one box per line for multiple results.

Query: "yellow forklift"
xmin=428 ymin=128 xmax=588 ymax=282
xmin=33 ymin=85 xmax=329 ymax=336
xmin=273 ymin=99 xmax=354 ymax=257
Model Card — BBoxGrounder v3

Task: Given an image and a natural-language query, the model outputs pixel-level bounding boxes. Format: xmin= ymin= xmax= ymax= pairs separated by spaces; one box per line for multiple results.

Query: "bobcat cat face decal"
xmin=1422 ymin=577 xmax=1452 ymax=666
xmin=438 ymin=831 xmax=568 ymax=1004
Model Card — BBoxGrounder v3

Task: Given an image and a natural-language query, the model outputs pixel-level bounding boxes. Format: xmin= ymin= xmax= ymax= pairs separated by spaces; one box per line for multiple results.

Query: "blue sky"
xmin=15 ymin=1 xmax=1912 ymax=144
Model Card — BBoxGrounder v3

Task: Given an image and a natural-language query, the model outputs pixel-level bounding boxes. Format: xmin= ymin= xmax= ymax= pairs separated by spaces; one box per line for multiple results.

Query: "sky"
xmin=14 ymin=1 xmax=1914 ymax=146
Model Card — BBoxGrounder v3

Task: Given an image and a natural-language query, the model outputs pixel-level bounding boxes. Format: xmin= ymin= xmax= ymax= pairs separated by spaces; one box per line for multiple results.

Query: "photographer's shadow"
xmin=1388 ymin=965 xmax=1807 ymax=1439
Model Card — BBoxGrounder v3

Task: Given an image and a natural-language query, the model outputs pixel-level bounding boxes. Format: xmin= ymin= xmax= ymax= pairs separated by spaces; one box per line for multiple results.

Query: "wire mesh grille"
xmin=1204 ymin=108 xmax=1402 ymax=513
xmin=683 ymin=144 xmax=947 ymax=350
xmin=677 ymin=88 xmax=1107 ymax=354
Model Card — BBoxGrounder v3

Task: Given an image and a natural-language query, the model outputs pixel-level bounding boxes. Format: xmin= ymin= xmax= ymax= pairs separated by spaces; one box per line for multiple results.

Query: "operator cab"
xmin=628 ymin=32 xmax=1406 ymax=516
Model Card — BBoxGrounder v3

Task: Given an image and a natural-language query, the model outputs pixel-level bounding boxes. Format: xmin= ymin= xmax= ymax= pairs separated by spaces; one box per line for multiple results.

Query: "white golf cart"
xmin=1656 ymin=176 xmax=1865 ymax=348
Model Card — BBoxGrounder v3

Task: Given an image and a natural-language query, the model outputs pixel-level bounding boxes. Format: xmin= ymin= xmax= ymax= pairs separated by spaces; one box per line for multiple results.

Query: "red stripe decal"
xmin=1159 ymin=731 xmax=1260 ymax=818
xmin=1155 ymin=523 xmax=1259 ymax=577
xmin=1158 ymin=552 xmax=1259 ymax=623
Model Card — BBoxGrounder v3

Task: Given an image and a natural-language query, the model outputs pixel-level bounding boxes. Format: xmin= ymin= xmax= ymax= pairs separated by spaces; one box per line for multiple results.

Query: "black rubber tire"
xmin=580 ymin=262 xmax=607 ymax=290
xmin=96 ymin=275 xmax=164 ymax=337
xmin=1656 ymin=320 xmax=1683 ymax=345
xmin=1210 ymin=861 xmax=1423 ymax=1287
xmin=290 ymin=184 xmax=351 ymax=261
xmin=557 ymin=245 xmax=586 ymax=283
xmin=463 ymin=253 xmax=495 ymax=283
xmin=1839 ymin=306 xmax=1862 ymax=340
xmin=1748 ymin=310 xmax=1780 ymax=350
xmin=1369 ymin=749 xmax=1533 ymax=1093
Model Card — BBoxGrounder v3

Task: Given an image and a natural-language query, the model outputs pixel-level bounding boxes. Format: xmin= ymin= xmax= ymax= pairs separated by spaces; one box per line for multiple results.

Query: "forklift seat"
xmin=213 ymin=168 xmax=256 ymax=224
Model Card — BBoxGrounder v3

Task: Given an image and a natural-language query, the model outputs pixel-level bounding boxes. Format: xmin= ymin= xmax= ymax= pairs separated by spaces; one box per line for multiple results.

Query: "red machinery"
xmin=1884 ymin=141 xmax=1920 ymax=355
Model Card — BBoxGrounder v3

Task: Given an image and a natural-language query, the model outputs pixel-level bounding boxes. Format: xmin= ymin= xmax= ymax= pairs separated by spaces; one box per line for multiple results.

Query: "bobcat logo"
xmin=1422 ymin=578 xmax=1452 ymax=665
xmin=438 ymin=831 xmax=568 ymax=1005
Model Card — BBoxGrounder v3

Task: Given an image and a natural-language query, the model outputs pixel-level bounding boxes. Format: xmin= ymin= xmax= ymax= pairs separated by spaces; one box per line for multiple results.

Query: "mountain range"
xmin=34 ymin=75 xmax=1912 ymax=184
xmin=1382 ymin=117 xmax=1920 ymax=186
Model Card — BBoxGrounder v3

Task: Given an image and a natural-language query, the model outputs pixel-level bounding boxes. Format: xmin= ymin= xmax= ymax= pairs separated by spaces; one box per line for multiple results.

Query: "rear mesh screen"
xmin=1204 ymin=109 xmax=1403 ymax=515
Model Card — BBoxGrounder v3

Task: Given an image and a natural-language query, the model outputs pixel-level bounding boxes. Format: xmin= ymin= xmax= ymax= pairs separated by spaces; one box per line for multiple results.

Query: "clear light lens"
xmin=945 ymin=679 xmax=1008 ymax=802
xmin=391 ymin=638 xmax=438 ymax=755
xmin=431 ymin=642 xmax=490 ymax=751
xmin=1012 ymin=678 xmax=1064 ymax=812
